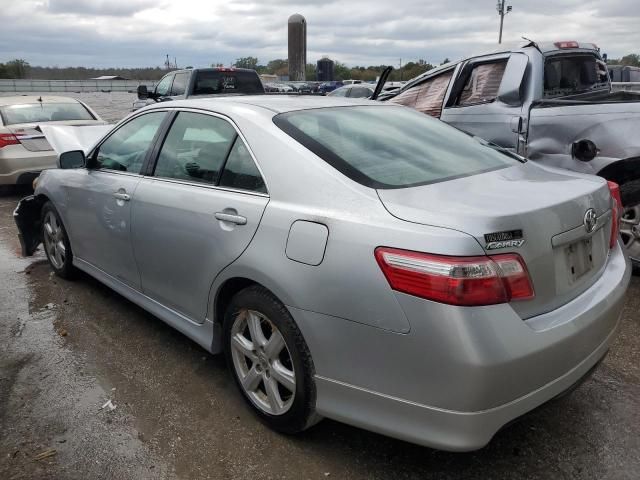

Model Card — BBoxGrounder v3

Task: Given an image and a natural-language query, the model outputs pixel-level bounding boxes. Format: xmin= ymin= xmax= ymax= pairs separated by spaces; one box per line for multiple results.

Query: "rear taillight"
xmin=608 ymin=181 xmax=623 ymax=249
xmin=375 ymin=247 xmax=534 ymax=307
xmin=0 ymin=133 xmax=19 ymax=148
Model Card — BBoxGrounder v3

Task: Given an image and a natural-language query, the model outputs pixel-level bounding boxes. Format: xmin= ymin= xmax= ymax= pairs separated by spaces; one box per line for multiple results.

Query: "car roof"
xmin=147 ymin=95 xmax=376 ymax=115
xmin=0 ymin=95 xmax=82 ymax=106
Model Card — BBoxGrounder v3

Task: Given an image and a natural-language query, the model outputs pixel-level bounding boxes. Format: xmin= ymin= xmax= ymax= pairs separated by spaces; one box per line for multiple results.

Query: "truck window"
xmin=389 ymin=70 xmax=453 ymax=117
xmin=155 ymin=74 xmax=174 ymax=97
xmin=457 ymin=60 xmax=507 ymax=106
xmin=170 ymin=72 xmax=189 ymax=96
xmin=543 ymin=54 xmax=608 ymax=98
xmin=193 ymin=71 xmax=264 ymax=95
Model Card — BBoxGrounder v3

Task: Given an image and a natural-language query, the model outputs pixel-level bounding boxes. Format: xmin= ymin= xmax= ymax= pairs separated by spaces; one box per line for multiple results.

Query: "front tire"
xmin=42 ymin=201 xmax=75 ymax=279
xmin=223 ymin=285 xmax=320 ymax=434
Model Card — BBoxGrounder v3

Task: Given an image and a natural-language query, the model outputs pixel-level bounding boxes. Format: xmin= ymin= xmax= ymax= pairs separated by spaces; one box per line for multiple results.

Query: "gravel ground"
xmin=0 ymin=94 xmax=639 ymax=479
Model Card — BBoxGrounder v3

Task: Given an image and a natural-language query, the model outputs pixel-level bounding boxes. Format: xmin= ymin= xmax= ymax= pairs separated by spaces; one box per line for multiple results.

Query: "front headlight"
xmin=32 ymin=175 xmax=40 ymax=190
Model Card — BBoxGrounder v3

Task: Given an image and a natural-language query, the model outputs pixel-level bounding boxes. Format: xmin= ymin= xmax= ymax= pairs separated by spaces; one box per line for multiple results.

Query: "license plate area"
xmin=565 ymin=238 xmax=594 ymax=283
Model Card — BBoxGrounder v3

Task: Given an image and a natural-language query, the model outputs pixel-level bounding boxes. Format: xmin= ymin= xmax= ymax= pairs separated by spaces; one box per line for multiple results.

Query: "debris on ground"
xmin=34 ymin=448 xmax=57 ymax=461
xmin=100 ymin=399 xmax=117 ymax=411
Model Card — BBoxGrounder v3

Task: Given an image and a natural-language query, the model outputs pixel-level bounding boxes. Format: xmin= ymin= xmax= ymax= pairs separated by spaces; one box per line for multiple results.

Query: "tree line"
xmin=2 ymin=52 xmax=640 ymax=82
xmin=233 ymin=56 xmax=438 ymax=81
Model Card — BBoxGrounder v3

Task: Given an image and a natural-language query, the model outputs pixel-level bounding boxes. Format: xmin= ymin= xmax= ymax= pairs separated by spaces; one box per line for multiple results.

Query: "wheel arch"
xmin=597 ymin=157 xmax=640 ymax=207
xmin=210 ymin=274 xmax=300 ymax=354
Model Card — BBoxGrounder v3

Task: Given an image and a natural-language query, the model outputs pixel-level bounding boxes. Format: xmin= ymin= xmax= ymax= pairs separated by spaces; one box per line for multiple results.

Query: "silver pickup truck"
xmin=380 ymin=40 xmax=640 ymax=265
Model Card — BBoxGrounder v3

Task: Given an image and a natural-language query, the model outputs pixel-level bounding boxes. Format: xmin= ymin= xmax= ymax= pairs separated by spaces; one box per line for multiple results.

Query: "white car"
xmin=0 ymin=96 xmax=105 ymax=186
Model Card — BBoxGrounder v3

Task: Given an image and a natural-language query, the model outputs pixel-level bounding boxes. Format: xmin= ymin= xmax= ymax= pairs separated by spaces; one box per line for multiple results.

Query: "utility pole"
xmin=399 ymin=58 xmax=403 ymax=81
xmin=497 ymin=1 xmax=512 ymax=44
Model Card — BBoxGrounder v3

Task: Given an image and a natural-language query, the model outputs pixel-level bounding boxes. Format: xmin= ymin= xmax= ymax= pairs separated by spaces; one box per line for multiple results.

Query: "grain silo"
xmin=316 ymin=57 xmax=334 ymax=81
xmin=288 ymin=14 xmax=307 ymax=81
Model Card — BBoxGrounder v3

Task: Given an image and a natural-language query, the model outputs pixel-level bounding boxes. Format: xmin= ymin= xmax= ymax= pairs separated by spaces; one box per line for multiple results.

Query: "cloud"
xmin=0 ymin=0 xmax=638 ymax=68
xmin=48 ymin=0 xmax=158 ymax=17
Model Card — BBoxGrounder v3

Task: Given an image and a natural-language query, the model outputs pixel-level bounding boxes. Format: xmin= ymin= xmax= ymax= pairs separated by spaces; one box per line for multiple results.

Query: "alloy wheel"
xmin=621 ymin=205 xmax=640 ymax=262
xmin=230 ymin=309 xmax=296 ymax=415
xmin=43 ymin=211 xmax=66 ymax=269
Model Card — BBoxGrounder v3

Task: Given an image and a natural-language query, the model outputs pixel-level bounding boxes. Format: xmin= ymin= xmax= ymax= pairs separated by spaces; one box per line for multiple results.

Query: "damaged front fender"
xmin=13 ymin=195 xmax=44 ymax=256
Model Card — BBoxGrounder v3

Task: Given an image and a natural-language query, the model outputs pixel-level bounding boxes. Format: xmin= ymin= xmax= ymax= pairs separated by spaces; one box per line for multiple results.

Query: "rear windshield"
xmin=273 ymin=105 xmax=517 ymax=189
xmin=0 ymin=102 xmax=94 ymax=125
xmin=543 ymin=54 xmax=609 ymax=98
xmin=193 ymin=71 xmax=264 ymax=95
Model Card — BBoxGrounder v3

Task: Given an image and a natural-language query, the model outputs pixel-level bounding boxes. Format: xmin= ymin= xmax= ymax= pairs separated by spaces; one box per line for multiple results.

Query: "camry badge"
xmin=583 ymin=208 xmax=597 ymax=233
xmin=484 ymin=229 xmax=525 ymax=250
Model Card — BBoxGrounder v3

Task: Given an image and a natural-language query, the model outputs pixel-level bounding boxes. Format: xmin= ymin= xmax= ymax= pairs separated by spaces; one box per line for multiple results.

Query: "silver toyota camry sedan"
xmin=14 ymin=96 xmax=630 ymax=451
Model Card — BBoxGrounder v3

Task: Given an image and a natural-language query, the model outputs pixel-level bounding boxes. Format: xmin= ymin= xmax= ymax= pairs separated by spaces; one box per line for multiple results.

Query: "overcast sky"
xmin=1 ymin=0 xmax=639 ymax=68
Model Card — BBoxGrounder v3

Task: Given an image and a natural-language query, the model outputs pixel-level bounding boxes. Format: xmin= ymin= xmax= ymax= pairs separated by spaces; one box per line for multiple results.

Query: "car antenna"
xmin=37 ymin=96 xmax=43 ymax=102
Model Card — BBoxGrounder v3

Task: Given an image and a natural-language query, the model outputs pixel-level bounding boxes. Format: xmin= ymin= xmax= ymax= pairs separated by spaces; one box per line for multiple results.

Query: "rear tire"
xmin=41 ymin=201 xmax=75 ymax=279
xmin=223 ymin=285 xmax=320 ymax=434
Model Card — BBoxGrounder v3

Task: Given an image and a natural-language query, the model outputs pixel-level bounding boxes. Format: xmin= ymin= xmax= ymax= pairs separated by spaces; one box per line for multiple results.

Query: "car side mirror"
xmin=137 ymin=85 xmax=149 ymax=100
xmin=58 ymin=150 xmax=85 ymax=169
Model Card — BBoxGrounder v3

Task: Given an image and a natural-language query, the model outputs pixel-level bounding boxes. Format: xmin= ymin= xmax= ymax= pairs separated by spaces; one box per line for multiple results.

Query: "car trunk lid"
xmin=377 ymin=163 xmax=613 ymax=319
xmin=8 ymin=120 xmax=106 ymax=152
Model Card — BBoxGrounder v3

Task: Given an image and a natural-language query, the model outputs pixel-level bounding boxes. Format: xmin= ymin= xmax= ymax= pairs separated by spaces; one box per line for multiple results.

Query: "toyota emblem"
xmin=583 ymin=208 xmax=597 ymax=233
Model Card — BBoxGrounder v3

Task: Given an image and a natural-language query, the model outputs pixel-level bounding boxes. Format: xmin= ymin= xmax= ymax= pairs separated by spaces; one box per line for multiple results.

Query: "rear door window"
xmin=389 ymin=70 xmax=453 ymax=117
xmin=219 ymin=139 xmax=266 ymax=193
xmin=456 ymin=61 xmax=507 ymax=106
xmin=153 ymin=112 xmax=237 ymax=185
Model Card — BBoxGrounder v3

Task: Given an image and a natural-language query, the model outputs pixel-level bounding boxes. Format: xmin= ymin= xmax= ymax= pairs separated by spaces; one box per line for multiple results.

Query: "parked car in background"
xmin=132 ymin=67 xmax=265 ymax=111
xmin=15 ymin=96 xmax=629 ymax=451
xmin=0 ymin=96 xmax=105 ymax=186
xmin=287 ymin=82 xmax=313 ymax=93
xmin=327 ymin=84 xmax=375 ymax=98
xmin=318 ymin=81 xmax=344 ymax=94
xmin=380 ymin=40 xmax=640 ymax=266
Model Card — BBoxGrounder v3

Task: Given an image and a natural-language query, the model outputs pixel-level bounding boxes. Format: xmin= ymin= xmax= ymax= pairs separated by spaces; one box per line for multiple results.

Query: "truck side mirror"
xmin=497 ymin=54 xmax=528 ymax=106
xmin=58 ymin=150 xmax=85 ymax=169
xmin=137 ymin=85 xmax=149 ymax=100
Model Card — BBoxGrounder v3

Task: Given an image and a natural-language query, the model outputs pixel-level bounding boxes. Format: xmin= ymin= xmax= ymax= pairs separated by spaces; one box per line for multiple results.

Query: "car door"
xmin=440 ymin=54 xmax=527 ymax=150
xmin=64 ymin=111 xmax=169 ymax=289
xmin=131 ymin=110 xmax=269 ymax=323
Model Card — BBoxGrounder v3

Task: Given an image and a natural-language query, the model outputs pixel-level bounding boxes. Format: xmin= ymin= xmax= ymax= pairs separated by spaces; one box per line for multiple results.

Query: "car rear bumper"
xmin=289 ymin=242 xmax=630 ymax=451
xmin=0 ymin=152 xmax=56 ymax=185
xmin=314 ymin=329 xmax=612 ymax=451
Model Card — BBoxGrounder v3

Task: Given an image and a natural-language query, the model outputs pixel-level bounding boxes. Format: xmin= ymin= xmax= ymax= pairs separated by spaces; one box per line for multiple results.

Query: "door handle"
xmin=215 ymin=212 xmax=247 ymax=225
xmin=113 ymin=192 xmax=131 ymax=201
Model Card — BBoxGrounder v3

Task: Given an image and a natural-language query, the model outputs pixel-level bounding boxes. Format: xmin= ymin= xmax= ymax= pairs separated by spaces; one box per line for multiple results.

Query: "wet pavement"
xmin=0 ymin=188 xmax=639 ymax=480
